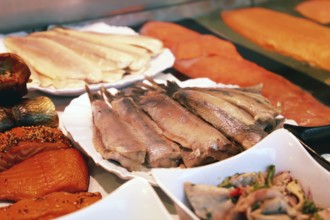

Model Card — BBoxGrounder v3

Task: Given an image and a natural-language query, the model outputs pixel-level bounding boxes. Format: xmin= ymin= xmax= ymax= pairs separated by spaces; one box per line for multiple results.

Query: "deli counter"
xmin=0 ymin=0 xmax=329 ymax=219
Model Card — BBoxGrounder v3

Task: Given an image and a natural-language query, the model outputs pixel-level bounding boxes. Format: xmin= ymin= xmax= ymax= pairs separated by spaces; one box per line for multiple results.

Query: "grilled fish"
xmin=0 ymin=148 xmax=89 ymax=201
xmin=137 ymin=91 xmax=239 ymax=167
xmin=173 ymin=89 xmax=267 ymax=149
xmin=193 ymin=87 xmax=280 ymax=130
xmin=87 ymin=87 xmax=146 ymax=171
xmin=105 ymin=91 xmax=181 ymax=168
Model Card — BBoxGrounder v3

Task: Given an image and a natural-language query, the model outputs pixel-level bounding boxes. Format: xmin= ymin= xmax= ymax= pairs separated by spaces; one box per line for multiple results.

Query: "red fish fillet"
xmin=0 ymin=126 xmax=72 ymax=171
xmin=140 ymin=21 xmax=330 ymax=126
xmin=221 ymin=7 xmax=330 ymax=72
xmin=0 ymin=148 xmax=89 ymax=201
xmin=0 ymin=191 xmax=101 ymax=220
xmin=295 ymin=0 xmax=330 ymax=24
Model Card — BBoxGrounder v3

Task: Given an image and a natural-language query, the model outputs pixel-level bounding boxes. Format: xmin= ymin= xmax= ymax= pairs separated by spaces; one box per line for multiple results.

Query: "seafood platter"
xmin=0 ymin=0 xmax=330 ymax=219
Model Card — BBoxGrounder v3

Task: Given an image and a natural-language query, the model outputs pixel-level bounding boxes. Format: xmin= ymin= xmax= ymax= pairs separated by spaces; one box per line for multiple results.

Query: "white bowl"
xmin=152 ymin=128 xmax=330 ymax=220
xmin=58 ymin=177 xmax=173 ymax=220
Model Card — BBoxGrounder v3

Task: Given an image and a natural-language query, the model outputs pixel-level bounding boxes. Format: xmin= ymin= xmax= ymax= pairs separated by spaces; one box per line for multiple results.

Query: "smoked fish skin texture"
xmin=0 ymin=191 xmax=101 ymax=220
xmin=0 ymin=148 xmax=89 ymax=201
xmin=221 ymin=7 xmax=330 ymax=72
xmin=140 ymin=21 xmax=330 ymax=126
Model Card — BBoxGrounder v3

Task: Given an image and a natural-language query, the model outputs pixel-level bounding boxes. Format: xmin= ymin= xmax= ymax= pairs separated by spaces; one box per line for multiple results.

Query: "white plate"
xmin=152 ymin=128 xmax=330 ymax=220
xmin=57 ymin=177 xmax=173 ymax=220
xmin=61 ymin=76 xmax=288 ymax=185
xmin=0 ymin=22 xmax=175 ymax=96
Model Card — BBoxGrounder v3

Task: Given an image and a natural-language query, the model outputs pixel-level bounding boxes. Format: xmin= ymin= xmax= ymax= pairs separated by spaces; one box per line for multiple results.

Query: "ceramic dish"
xmin=57 ymin=177 xmax=173 ymax=220
xmin=152 ymin=128 xmax=330 ymax=220
xmin=0 ymin=22 xmax=175 ymax=96
xmin=61 ymin=75 xmax=287 ymax=185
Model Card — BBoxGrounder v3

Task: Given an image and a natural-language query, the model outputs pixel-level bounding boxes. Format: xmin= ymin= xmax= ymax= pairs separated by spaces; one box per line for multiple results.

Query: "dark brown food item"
xmin=0 ymin=53 xmax=31 ymax=104
xmin=0 ymin=126 xmax=72 ymax=171
xmin=0 ymin=191 xmax=101 ymax=220
xmin=0 ymin=148 xmax=89 ymax=201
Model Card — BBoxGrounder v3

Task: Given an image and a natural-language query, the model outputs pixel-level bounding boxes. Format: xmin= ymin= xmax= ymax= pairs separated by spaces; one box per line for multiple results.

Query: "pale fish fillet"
xmin=53 ymin=28 xmax=151 ymax=71
xmin=102 ymin=69 xmax=126 ymax=83
xmin=95 ymin=34 xmax=164 ymax=55
xmin=110 ymin=96 xmax=181 ymax=168
xmin=52 ymin=28 xmax=164 ymax=55
xmin=30 ymin=31 xmax=128 ymax=70
xmin=91 ymin=99 xmax=146 ymax=165
xmin=4 ymin=36 xmax=102 ymax=87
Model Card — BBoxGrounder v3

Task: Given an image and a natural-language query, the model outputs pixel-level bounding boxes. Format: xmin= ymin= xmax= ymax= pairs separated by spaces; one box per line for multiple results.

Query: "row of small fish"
xmin=87 ymin=78 xmax=282 ymax=171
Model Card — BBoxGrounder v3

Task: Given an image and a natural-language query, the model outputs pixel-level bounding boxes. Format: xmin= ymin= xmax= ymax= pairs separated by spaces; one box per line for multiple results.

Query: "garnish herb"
xmin=266 ymin=165 xmax=275 ymax=187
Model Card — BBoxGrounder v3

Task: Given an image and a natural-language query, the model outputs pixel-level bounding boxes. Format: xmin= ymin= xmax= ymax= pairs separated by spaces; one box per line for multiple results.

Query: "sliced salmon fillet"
xmin=221 ymin=7 xmax=330 ymax=72
xmin=0 ymin=126 xmax=73 ymax=171
xmin=140 ymin=21 xmax=330 ymax=126
xmin=0 ymin=191 xmax=101 ymax=220
xmin=0 ymin=148 xmax=89 ymax=201
xmin=295 ymin=0 xmax=330 ymax=24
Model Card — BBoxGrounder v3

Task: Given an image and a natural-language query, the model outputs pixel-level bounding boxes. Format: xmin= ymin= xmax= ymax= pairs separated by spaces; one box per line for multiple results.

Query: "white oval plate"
xmin=152 ymin=128 xmax=330 ymax=220
xmin=57 ymin=177 xmax=173 ymax=220
xmin=61 ymin=76 xmax=288 ymax=185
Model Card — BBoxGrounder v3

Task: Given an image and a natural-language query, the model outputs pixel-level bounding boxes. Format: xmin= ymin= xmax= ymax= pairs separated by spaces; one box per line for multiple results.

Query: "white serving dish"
xmin=152 ymin=128 xmax=330 ymax=220
xmin=58 ymin=177 xmax=173 ymax=220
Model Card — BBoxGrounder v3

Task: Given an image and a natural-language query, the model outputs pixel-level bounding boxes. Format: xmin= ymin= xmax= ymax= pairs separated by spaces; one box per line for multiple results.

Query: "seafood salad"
xmin=184 ymin=165 xmax=330 ymax=220
xmin=86 ymin=78 xmax=282 ymax=171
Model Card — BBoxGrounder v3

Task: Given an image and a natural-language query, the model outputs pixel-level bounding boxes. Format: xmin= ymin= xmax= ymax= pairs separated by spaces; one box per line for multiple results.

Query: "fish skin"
xmin=0 ymin=191 xmax=101 ymax=220
xmin=173 ymin=89 xmax=267 ymax=150
xmin=91 ymin=99 xmax=146 ymax=164
xmin=0 ymin=148 xmax=89 ymax=201
xmin=110 ymin=97 xmax=181 ymax=168
xmin=195 ymin=88 xmax=280 ymax=129
xmin=138 ymin=91 xmax=239 ymax=167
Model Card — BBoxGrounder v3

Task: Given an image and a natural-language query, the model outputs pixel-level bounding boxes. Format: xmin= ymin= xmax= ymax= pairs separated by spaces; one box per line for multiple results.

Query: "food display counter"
xmin=0 ymin=0 xmax=329 ymax=219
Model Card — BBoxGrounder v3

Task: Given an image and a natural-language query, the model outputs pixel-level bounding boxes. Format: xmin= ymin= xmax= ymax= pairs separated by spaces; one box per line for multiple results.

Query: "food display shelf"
xmin=2 ymin=0 xmax=330 ymax=218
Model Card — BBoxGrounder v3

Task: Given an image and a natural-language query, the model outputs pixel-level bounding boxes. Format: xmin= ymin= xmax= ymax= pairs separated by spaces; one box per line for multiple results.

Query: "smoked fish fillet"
xmin=295 ymin=0 xmax=330 ymax=24
xmin=0 ymin=191 xmax=101 ymax=220
xmin=0 ymin=126 xmax=72 ymax=171
xmin=0 ymin=148 xmax=89 ymax=201
xmin=140 ymin=21 xmax=330 ymax=126
xmin=4 ymin=36 xmax=102 ymax=88
xmin=221 ymin=7 xmax=330 ymax=72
